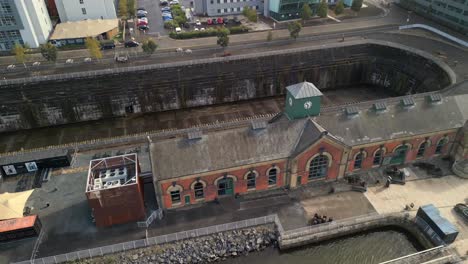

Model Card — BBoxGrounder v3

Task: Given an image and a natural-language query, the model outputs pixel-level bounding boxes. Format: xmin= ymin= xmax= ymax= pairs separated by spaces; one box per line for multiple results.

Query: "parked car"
xmin=162 ymin=10 xmax=172 ymax=14
xmin=212 ymin=18 xmax=218 ymax=25
xmin=454 ymin=203 xmax=468 ymax=222
xmin=160 ymin=0 xmax=168 ymax=5
xmin=175 ymin=27 xmax=182 ymax=33
xmin=161 ymin=6 xmax=171 ymax=11
xmin=207 ymin=18 xmax=213 ymax=25
xmin=138 ymin=25 xmax=150 ymax=31
xmin=137 ymin=10 xmax=148 ymax=15
xmin=137 ymin=7 xmax=146 ymax=11
xmin=223 ymin=17 xmax=228 ymax=24
xmin=125 ymin=40 xmax=140 ymax=48
xmin=137 ymin=13 xmax=147 ymax=18
xmin=100 ymin=42 xmax=115 ymax=50
xmin=195 ymin=19 xmax=201 ymax=26
xmin=138 ymin=17 xmax=149 ymax=23
xmin=162 ymin=16 xmax=172 ymax=21
xmin=137 ymin=21 xmax=148 ymax=26
xmin=217 ymin=17 xmax=223 ymax=24
xmin=194 ymin=28 xmax=199 ymax=31
xmin=170 ymin=0 xmax=179 ymax=4
xmin=200 ymin=27 xmax=205 ymax=31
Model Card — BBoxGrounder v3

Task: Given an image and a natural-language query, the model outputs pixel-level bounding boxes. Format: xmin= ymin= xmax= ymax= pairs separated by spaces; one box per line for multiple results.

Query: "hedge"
xmin=169 ymin=26 xmax=249 ymax=39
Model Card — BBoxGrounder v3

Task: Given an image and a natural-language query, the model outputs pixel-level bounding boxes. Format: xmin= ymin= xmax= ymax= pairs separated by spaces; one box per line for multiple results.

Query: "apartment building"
xmin=193 ymin=0 xmax=265 ymax=17
xmin=400 ymin=0 xmax=468 ymax=33
xmin=0 ymin=0 xmax=52 ymax=50
xmin=55 ymin=0 xmax=117 ymax=22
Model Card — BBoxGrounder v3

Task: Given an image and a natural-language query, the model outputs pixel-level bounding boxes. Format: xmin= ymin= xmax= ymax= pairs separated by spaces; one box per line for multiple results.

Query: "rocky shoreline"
xmin=71 ymin=224 xmax=277 ymax=264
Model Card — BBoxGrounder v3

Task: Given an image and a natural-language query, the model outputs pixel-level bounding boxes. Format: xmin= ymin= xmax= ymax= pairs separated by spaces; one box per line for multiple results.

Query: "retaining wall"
xmin=0 ymin=40 xmax=455 ymax=132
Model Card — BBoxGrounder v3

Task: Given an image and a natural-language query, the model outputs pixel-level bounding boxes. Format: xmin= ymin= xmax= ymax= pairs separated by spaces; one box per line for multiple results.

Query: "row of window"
xmin=0 ymin=15 xmax=16 ymax=26
xmin=212 ymin=0 xmax=257 ymax=4
xmin=217 ymin=6 xmax=258 ymax=13
xmin=0 ymin=2 xmax=12 ymax=14
xmin=169 ymin=168 xmax=279 ymax=203
xmin=352 ymin=138 xmax=448 ymax=169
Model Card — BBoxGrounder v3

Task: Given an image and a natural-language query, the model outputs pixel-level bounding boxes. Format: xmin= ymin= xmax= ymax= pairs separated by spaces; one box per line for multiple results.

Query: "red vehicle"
xmin=217 ymin=17 xmax=223 ymax=24
xmin=0 ymin=215 xmax=42 ymax=242
xmin=137 ymin=21 xmax=148 ymax=27
xmin=207 ymin=18 xmax=213 ymax=25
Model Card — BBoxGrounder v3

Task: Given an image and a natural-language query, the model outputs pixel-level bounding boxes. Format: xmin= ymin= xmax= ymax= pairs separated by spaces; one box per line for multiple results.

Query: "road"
xmin=138 ymin=0 xmax=166 ymax=37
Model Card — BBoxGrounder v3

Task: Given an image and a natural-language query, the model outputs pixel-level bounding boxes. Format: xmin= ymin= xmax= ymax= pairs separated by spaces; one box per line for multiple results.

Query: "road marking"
xmin=327 ymin=15 xmax=341 ymax=23
xmin=30 ymin=228 xmax=45 ymax=262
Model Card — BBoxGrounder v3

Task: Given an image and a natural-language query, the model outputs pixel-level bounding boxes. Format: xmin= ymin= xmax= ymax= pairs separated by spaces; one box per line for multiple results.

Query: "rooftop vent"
xmin=251 ymin=120 xmax=267 ymax=130
xmin=373 ymin=102 xmax=387 ymax=111
xmin=187 ymin=130 xmax=202 ymax=140
xmin=345 ymin=106 xmax=359 ymax=116
xmin=428 ymin=93 xmax=442 ymax=103
xmin=402 ymin=97 xmax=415 ymax=107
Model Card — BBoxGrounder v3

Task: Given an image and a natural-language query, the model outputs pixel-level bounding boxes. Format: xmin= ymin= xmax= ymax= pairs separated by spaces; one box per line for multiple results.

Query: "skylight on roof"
xmin=345 ymin=106 xmax=359 ymax=116
xmin=251 ymin=120 xmax=267 ymax=130
xmin=428 ymin=93 xmax=442 ymax=103
xmin=402 ymin=97 xmax=415 ymax=107
xmin=373 ymin=102 xmax=387 ymax=111
xmin=187 ymin=130 xmax=202 ymax=140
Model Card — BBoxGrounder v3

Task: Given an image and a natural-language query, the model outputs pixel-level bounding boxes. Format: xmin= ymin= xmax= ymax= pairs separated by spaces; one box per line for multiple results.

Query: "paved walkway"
xmin=364 ymin=174 xmax=468 ymax=257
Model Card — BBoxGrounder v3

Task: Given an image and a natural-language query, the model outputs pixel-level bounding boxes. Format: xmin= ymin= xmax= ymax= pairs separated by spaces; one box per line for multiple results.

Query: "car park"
xmin=138 ymin=25 xmax=150 ymax=31
xmin=454 ymin=203 xmax=468 ymax=223
xmin=195 ymin=19 xmax=201 ymax=26
xmin=124 ymin=40 xmax=140 ymax=48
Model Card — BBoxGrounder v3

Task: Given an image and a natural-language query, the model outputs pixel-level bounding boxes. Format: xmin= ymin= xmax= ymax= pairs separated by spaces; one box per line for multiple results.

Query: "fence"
xmin=14 ymin=214 xmax=279 ymax=264
xmin=137 ymin=209 xmax=163 ymax=228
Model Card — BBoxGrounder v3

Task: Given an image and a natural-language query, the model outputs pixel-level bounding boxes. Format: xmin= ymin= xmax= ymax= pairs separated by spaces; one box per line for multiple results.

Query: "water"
xmin=224 ymin=229 xmax=423 ymax=264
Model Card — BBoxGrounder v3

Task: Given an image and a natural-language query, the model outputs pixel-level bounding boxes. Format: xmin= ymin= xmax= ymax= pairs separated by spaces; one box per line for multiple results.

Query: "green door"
xmin=218 ymin=178 xmax=234 ymax=196
xmin=297 ymin=176 xmax=302 ymax=186
xmin=391 ymin=145 xmax=409 ymax=165
xmin=184 ymin=195 xmax=190 ymax=205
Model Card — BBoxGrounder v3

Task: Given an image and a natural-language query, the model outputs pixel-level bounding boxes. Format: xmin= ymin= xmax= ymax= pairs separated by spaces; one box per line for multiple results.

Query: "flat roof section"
xmin=50 ymin=19 xmax=119 ymax=40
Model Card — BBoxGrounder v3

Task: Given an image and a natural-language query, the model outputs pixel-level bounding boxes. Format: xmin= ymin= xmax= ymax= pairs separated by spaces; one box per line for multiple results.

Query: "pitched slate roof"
xmin=316 ymin=94 xmax=468 ymax=146
xmin=286 ymin=82 xmax=323 ymax=99
xmin=151 ymin=117 xmax=308 ymax=180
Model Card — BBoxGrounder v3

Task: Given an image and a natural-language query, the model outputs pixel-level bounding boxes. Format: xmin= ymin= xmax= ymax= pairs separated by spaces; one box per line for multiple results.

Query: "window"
xmin=417 ymin=142 xmax=427 ymax=158
xmin=373 ymin=149 xmax=383 ymax=166
xmin=309 ymin=155 xmax=329 ymax=179
xmin=246 ymin=172 xmax=256 ymax=189
xmin=354 ymin=153 xmax=364 ymax=170
xmin=79 ymin=0 xmax=84 ymax=3
xmin=170 ymin=190 xmax=180 ymax=203
xmin=194 ymin=182 xmax=204 ymax=199
xmin=435 ymin=138 xmax=447 ymax=154
xmin=82 ymin=8 xmax=87 ymax=14
xmin=268 ymin=168 xmax=277 ymax=186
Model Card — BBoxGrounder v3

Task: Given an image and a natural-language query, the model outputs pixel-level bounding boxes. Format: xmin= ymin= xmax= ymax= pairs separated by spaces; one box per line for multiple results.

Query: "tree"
xmin=12 ymin=43 xmax=27 ymax=68
xmin=119 ymin=0 xmax=128 ymax=18
xmin=335 ymin=0 xmax=344 ymax=15
xmin=216 ymin=28 xmax=230 ymax=50
xmin=301 ymin=3 xmax=312 ymax=21
xmin=85 ymin=37 xmax=102 ymax=60
xmin=142 ymin=38 xmax=158 ymax=54
xmin=266 ymin=30 xmax=273 ymax=41
xmin=127 ymin=0 xmax=135 ymax=17
xmin=317 ymin=0 xmax=328 ymax=18
xmin=164 ymin=20 xmax=178 ymax=29
xmin=288 ymin=21 xmax=302 ymax=40
xmin=242 ymin=7 xmax=257 ymax=22
xmin=39 ymin=43 xmax=58 ymax=62
xmin=351 ymin=0 xmax=363 ymax=12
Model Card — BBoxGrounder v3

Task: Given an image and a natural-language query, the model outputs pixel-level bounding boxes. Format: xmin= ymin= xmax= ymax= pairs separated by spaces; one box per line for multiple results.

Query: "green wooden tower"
xmin=285 ymin=82 xmax=323 ymax=120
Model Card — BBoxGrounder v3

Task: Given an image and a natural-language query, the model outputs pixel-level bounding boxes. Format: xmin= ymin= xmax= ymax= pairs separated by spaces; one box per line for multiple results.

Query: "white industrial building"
xmin=0 ymin=0 xmax=52 ymax=50
xmin=55 ymin=0 xmax=117 ymax=22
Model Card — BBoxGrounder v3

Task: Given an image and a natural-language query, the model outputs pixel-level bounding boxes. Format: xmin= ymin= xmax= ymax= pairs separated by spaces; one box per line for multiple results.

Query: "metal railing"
xmin=399 ymin=24 xmax=468 ymax=48
xmin=14 ymin=214 xmax=279 ymax=264
xmin=137 ymin=209 xmax=163 ymax=228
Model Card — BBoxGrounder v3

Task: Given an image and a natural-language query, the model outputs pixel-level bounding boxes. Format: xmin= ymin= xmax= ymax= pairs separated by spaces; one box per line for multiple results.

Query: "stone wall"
xmin=0 ymin=41 xmax=454 ymax=132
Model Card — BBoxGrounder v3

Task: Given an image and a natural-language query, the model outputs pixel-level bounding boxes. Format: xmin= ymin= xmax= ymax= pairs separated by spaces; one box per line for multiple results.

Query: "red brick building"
xmin=150 ymin=82 xmax=468 ymax=209
xmin=85 ymin=154 xmax=145 ymax=227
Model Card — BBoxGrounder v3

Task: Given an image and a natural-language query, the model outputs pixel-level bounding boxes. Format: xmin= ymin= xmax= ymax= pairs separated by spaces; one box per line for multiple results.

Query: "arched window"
xmin=435 ymin=138 xmax=447 ymax=154
xmin=309 ymin=155 xmax=329 ymax=179
xmin=417 ymin=142 xmax=428 ymax=158
xmin=170 ymin=190 xmax=181 ymax=203
xmin=246 ymin=172 xmax=256 ymax=189
xmin=194 ymin=182 xmax=204 ymax=199
xmin=373 ymin=149 xmax=384 ymax=166
xmin=354 ymin=153 xmax=364 ymax=169
xmin=268 ymin=168 xmax=277 ymax=186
